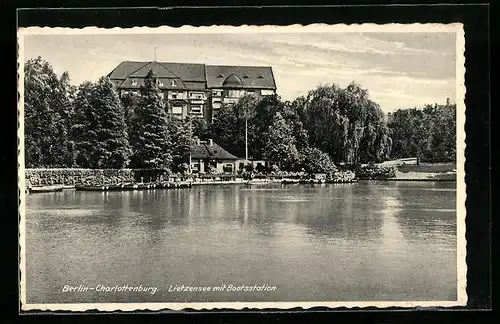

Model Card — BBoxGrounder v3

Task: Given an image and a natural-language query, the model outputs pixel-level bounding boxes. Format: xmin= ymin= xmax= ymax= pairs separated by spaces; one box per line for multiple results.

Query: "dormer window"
xmin=171 ymin=80 xmax=177 ymax=86
xmin=217 ymin=74 xmax=224 ymax=78
xmin=258 ymin=75 xmax=265 ymax=79
xmin=131 ymin=79 xmax=138 ymax=85
xmin=157 ymin=80 xmax=164 ymax=86
xmin=243 ymin=75 xmax=250 ymax=79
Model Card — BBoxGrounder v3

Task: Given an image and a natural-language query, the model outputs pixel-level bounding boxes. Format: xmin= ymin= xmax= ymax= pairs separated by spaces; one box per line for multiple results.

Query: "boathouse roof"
xmin=190 ymin=140 xmax=238 ymax=161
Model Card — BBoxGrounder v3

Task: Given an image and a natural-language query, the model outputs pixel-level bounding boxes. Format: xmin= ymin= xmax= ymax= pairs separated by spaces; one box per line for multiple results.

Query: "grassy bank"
xmin=392 ymin=163 xmax=456 ymax=181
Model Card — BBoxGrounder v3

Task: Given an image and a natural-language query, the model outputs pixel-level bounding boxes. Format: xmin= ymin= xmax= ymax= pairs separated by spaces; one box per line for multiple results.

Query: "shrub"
xmin=355 ymin=165 xmax=397 ymax=180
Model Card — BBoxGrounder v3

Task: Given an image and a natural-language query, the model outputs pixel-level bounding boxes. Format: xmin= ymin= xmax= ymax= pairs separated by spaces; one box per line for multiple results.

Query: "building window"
xmin=171 ymin=92 xmax=177 ymax=99
xmin=261 ymin=89 xmax=275 ymax=96
xmin=227 ymin=90 xmax=243 ymax=98
xmin=171 ymin=80 xmax=177 ymax=86
xmin=172 ymin=106 xmax=183 ymax=115
xmin=157 ymin=80 xmax=164 ymax=86
xmin=131 ymin=80 xmax=137 ymax=85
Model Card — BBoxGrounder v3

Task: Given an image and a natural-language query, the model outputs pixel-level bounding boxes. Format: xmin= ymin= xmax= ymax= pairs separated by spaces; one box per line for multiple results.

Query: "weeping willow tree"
xmin=302 ymin=82 xmax=391 ymax=164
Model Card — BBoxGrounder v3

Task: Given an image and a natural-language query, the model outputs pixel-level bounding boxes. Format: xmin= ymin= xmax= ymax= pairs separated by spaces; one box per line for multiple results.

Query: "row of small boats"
xmin=26 ymin=182 xmax=192 ymax=193
xmin=281 ymin=178 xmax=357 ymax=184
xmin=245 ymin=178 xmax=328 ymax=185
xmin=75 ymin=182 xmax=192 ymax=191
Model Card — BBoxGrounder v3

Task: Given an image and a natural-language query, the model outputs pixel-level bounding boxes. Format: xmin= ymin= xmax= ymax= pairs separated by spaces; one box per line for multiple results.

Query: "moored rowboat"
xmin=29 ymin=185 xmax=64 ymax=193
xmin=75 ymin=185 xmax=109 ymax=191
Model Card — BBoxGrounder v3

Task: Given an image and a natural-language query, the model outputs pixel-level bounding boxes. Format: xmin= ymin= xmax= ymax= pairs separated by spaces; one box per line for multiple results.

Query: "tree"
xmin=283 ymin=98 xmax=310 ymax=164
xmin=263 ymin=112 xmax=300 ymax=169
xmin=388 ymin=103 xmax=455 ymax=162
xmin=191 ymin=116 xmax=209 ymax=139
xmin=251 ymin=95 xmax=286 ymax=159
xmin=129 ymin=70 xmax=172 ymax=169
xmin=120 ymin=93 xmax=140 ymax=132
xmin=302 ymin=147 xmax=337 ymax=174
xmin=168 ymin=116 xmax=192 ymax=171
xmin=94 ymin=77 xmax=131 ymax=168
xmin=207 ymin=94 xmax=260 ymax=159
xmin=301 ymin=82 xmax=390 ymax=164
xmin=357 ymin=101 xmax=392 ymax=163
xmin=71 ymin=78 xmax=131 ymax=168
xmin=71 ymin=82 xmax=102 ymax=168
xmin=24 ymin=57 xmax=75 ymax=167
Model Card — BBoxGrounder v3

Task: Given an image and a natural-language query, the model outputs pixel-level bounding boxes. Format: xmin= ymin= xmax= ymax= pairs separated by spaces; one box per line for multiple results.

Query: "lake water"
xmin=25 ymin=181 xmax=457 ymax=304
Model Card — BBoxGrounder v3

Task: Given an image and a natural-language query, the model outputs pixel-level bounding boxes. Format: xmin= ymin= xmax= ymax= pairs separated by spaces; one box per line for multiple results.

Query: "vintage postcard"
xmin=18 ymin=23 xmax=466 ymax=311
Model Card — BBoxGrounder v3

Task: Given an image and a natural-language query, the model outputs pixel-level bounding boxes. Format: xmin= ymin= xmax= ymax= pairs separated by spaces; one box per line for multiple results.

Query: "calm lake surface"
xmin=25 ymin=181 xmax=457 ymax=303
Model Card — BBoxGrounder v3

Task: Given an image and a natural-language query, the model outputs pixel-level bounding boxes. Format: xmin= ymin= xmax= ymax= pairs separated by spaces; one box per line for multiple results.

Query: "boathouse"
xmin=190 ymin=139 xmax=238 ymax=174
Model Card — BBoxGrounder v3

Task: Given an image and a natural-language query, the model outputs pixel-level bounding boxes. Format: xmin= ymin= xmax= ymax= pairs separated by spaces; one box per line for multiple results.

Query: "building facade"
xmin=107 ymin=61 xmax=277 ymax=123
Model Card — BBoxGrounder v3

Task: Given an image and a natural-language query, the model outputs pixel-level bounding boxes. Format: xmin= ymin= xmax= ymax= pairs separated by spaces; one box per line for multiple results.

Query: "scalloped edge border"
xmin=17 ymin=22 xmax=467 ymax=312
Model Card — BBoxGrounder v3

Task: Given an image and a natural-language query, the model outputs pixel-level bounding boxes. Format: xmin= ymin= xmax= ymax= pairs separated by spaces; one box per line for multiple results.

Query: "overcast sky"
xmin=22 ymin=31 xmax=457 ymax=112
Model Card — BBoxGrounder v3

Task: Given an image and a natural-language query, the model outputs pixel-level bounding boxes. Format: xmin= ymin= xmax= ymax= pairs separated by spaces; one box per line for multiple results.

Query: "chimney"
xmin=196 ymin=138 xmax=200 ymax=145
xmin=208 ymin=139 xmax=213 ymax=146
xmin=446 ymin=98 xmax=450 ymax=106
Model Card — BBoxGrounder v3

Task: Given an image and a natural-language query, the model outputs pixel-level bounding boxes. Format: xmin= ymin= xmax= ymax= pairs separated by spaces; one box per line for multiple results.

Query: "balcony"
xmin=222 ymin=97 xmax=240 ymax=104
xmin=190 ymin=98 xmax=205 ymax=104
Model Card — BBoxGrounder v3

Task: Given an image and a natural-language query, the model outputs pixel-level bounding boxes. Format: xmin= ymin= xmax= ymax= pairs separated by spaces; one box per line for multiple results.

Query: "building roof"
xmin=222 ymin=73 xmax=244 ymax=88
xmin=108 ymin=61 xmax=277 ymax=90
xmin=107 ymin=61 xmax=206 ymax=81
xmin=205 ymin=65 xmax=276 ymax=89
xmin=161 ymin=62 xmax=206 ymax=82
xmin=128 ymin=61 xmax=179 ymax=78
xmin=190 ymin=141 xmax=238 ymax=160
xmin=183 ymin=81 xmax=207 ymax=90
xmin=107 ymin=61 xmax=149 ymax=80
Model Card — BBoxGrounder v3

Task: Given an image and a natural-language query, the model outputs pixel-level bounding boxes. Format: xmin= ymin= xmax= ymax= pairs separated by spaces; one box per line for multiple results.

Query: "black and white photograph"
xmin=18 ymin=23 xmax=466 ymax=311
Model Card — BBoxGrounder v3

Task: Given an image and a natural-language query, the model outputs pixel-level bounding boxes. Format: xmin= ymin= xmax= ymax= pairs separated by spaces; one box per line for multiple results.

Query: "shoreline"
xmin=24 ymin=167 xmax=456 ymax=193
xmin=25 ymin=177 xmax=456 ymax=194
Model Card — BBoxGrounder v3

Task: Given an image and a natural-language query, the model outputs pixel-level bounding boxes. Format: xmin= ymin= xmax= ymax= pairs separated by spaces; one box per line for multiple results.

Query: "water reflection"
xmin=26 ymin=181 xmax=457 ymax=303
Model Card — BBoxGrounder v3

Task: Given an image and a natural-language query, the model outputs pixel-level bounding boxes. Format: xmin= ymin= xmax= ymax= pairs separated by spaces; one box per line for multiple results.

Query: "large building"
xmin=107 ymin=61 xmax=277 ymax=123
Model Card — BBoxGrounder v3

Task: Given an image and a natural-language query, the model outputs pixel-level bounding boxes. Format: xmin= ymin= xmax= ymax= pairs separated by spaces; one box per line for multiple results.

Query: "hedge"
xmin=25 ymin=168 xmax=172 ymax=187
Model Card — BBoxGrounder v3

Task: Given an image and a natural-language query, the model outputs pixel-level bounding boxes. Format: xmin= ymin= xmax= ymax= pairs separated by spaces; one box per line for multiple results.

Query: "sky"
xmin=22 ymin=29 xmax=457 ymax=112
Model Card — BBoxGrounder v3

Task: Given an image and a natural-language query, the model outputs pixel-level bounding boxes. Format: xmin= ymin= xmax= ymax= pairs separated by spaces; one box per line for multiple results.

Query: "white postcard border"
xmin=18 ymin=22 xmax=467 ymax=312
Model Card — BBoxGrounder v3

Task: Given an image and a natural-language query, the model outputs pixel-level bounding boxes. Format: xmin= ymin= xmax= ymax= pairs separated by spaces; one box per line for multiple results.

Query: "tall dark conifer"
xmin=130 ymin=70 xmax=172 ymax=169
xmin=71 ymin=82 xmax=102 ymax=168
xmin=71 ymin=78 xmax=131 ymax=168
xmin=95 ymin=77 xmax=131 ymax=168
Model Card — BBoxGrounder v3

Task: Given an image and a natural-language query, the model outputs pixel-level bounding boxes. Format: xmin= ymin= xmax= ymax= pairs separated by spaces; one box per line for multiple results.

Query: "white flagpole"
xmin=189 ymin=116 xmax=192 ymax=174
